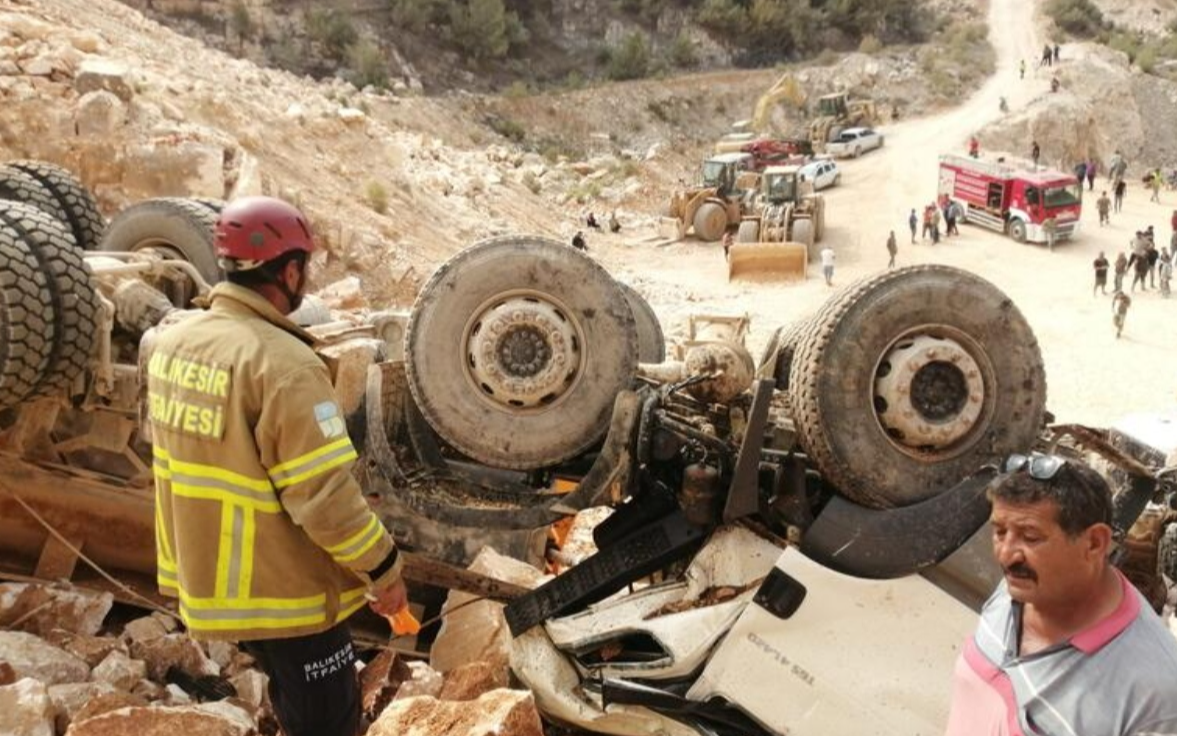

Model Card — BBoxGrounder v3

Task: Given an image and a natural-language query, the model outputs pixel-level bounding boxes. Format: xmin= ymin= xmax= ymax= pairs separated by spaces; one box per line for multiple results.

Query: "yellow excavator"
xmin=716 ymin=72 xmax=879 ymax=153
xmin=727 ymin=164 xmax=825 ymax=281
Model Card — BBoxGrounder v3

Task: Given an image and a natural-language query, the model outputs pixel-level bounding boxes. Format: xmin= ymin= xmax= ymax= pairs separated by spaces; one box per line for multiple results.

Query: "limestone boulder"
xmin=0 ymin=678 xmax=54 ymax=736
xmin=368 ymin=689 xmax=544 ymax=736
xmin=0 ymin=584 xmax=114 ymax=638
xmin=71 ymin=690 xmax=149 ymax=726
xmin=47 ymin=682 xmax=120 ymax=734
xmin=66 ymin=702 xmax=254 ymax=736
xmin=437 ymin=659 xmax=509 ymax=702
xmin=393 ymin=661 xmax=444 ymax=702
xmin=0 ymin=631 xmax=90 ymax=685
xmin=130 ymin=634 xmax=219 ymax=681
xmin=227 ymin=669 xmax=268 ymax=711
xmin=74 ymin=58 xmax=134 ymax=101
xmin=50 ymin=634 xmax=127 ymax=669
xmin=430 ymin=548 xmax=548 ymax=676
xmin=122 ymin=616 xmax=169 ymax=646
xmin=91 ymin=651 xmax=147 ymax=691
xmin=75 ymin=90 xmax=127 ymax=137
xmin=360 ymin=649 xmax=410 ymax=721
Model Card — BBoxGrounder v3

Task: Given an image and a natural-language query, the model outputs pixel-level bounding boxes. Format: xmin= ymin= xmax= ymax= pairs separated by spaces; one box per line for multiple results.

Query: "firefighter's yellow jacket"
xmin=146 ymin=283 xmax=402 ymax=641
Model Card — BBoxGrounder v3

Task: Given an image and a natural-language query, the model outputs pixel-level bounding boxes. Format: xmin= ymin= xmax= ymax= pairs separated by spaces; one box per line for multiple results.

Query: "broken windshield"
xmin=1043 ymin=183 xmax=1081 ymax=208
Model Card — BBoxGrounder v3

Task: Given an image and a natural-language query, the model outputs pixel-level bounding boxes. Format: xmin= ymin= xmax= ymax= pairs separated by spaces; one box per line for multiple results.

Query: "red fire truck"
xmin=938 ymin=154 xmax=1082 ymax=244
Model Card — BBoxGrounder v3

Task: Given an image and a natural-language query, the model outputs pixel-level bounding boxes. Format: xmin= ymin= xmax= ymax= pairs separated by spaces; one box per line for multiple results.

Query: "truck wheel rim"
xmin=463 ymin=290 xmax=585 ymax=412
xmin=872 ymin=330 xmax=990 ymax=455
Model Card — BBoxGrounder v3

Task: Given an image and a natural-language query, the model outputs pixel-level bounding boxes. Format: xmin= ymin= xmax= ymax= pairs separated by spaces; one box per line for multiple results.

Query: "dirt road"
xmin=599 ymin=0 xmax=1176 ymax=429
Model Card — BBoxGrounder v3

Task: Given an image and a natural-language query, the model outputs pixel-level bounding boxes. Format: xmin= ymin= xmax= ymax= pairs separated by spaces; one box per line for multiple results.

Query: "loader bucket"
xmin=727 ymin=242 xmax=808 ymax=281
xmin=658 ymin=216 xmax=686 ymax=241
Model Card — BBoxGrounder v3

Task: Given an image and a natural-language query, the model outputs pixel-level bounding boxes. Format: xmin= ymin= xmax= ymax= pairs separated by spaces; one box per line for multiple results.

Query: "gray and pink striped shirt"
xmin=945 ymin=571 xmax=1177 ymax=736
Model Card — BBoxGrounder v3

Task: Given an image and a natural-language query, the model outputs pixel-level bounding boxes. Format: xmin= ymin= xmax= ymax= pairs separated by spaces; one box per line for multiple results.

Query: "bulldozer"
xmin=808 ymin=92 xmax=879 ymax=149
xmin=659 ymin=152 xmax=760 ymax=242
xmin=727 ymin=164 xmax=825 ymax=280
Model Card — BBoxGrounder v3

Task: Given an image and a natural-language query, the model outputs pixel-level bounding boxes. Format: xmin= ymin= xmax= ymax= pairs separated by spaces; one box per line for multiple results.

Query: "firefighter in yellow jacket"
xmin=147 ymin=196 xmax=406 ymax=736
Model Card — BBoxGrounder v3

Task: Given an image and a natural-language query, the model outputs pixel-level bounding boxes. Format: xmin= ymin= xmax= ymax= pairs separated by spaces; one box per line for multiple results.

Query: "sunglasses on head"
xmin=1003 ymin=452 xmax=1066 ymax=480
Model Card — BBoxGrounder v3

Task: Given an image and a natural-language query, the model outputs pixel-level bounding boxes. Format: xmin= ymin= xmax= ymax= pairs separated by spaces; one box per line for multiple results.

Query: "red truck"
xmin=938 ymin=154 xmax=1082 ymax=244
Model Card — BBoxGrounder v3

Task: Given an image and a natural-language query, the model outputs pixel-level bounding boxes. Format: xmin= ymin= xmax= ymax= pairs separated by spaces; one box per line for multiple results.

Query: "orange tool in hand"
xmin=389 ymin=607 xmax=421 ymax=636
xmin=365 ymin=591 xmax=420 ymax=636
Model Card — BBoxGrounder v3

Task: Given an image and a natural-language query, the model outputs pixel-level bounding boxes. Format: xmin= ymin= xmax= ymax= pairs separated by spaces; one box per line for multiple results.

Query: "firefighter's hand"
xmin=367 ymin=576 xmax=408 ymax=617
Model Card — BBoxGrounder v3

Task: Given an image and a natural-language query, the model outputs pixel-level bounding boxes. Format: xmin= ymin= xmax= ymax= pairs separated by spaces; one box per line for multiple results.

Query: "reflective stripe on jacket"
xmin=147 ymin=283 xmax=399 ymax=641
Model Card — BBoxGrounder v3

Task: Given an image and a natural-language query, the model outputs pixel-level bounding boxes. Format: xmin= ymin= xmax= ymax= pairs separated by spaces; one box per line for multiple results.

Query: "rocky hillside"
xmin=121 ymin=0 xmax=945 ymax=93
xmin=0 ymin=0 xmax=997 ymax=307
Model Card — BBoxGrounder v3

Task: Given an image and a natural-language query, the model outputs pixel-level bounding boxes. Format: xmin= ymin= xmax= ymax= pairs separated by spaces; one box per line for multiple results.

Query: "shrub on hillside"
xmin=448 ymin=0 xmax=528 ymax=62
xmin=668 ymin=30 xmax=698 ymax=68
xmin=1046 ymin=0 xmax=1106 ymax=38
xmin=306 ymin=9 xmax=358 ymax=60
xmin=347 ymin=39 xmax=389 ymax=89
xmin=389 ymin=0 xmax=442 ymax=33
xmin=365 ymin=181 xmax=390 ymax=214
xmin=858 ymin=34 xmax=883 ymax=53
xmin=607 ymin=32 xmax=651 ymax=81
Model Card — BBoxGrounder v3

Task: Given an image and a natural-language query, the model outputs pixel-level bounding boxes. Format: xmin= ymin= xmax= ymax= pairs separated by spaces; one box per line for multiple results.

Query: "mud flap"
xmin=727 ymin=242 xmax=807 ymax=281
xmin=799 ymin=467 xmax=997 ymax=579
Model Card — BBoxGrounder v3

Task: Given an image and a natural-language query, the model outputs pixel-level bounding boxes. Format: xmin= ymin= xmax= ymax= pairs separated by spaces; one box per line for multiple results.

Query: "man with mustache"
xmin=944 ymin=455 xmax=1177 ymax=735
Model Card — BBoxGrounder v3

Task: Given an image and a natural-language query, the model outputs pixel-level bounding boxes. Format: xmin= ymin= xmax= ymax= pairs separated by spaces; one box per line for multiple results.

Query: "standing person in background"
xmin=1160 ymin=252 xmax=1172 ymax=298
xmin=1042 ymin=215 xmax=1058 ymax=252
xmin=1113 ymin=177 xmax=1127 ymax=212
xmin=908 ymin=208 xmax=918 ymax=244
xmin=1031 ymin=141 xmax=1041 ymax=168
xmin=1092 ymin=251 xmax=1109 ymax=296
xmin=1086 ymin=158 xmax=1096 ymax=191
xmin=969 ymin=136 xmax=980 ymax=159
xmin=1113 ymin=291 xmax=1131 ymax=338
xmin=1113 ymin=251 xmax=1128 ymax=292
xmin=886 ymin=230 xmax=898 ymax=268
xmin=820 ymin=245 xmax=836 ymax=286
xmin=1019 ymin=59 xmax=1026 ymax=79
xmin=1096 ymin=191 xmax=1111 ymax=226
xmin=1150 ymin=169 xmax=1163 ymax=203
xmin=1053 ymin=43 xmax=1061 ymax=63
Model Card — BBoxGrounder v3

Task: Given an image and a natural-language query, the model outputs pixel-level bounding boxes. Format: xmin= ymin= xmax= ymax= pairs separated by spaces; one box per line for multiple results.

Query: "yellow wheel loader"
xmin=728 ymin=165 xmax=825 ymax=281
xmin=809 ymin=92 xmax=879 ymax=151
xmin=659 ymin=153 xmax=760 ymax=242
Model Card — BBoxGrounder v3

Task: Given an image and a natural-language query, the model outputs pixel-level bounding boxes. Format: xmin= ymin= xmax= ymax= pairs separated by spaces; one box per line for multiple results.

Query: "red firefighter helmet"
xmin=214 ymin=196 xmax=315 ymax=272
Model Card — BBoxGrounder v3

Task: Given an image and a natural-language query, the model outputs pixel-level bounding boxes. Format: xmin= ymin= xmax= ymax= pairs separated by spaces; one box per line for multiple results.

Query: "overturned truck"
xmin=0 ymin=162 xmax=1173 ymax=736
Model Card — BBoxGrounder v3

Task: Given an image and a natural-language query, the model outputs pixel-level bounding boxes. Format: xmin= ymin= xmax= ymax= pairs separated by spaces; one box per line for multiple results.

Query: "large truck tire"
xmin=0 ymin=202 xmax=100 ymax=398
xmin=4 ymin=160 xmax=105 ymax=251
xmin=618 ymin=282 xmax=665 ymax=363
xmin=99 ymin=198 xmax=221 ymax=285
xmin=792 ymin=218 xmax=815 ymax=248
xmin=759 ymin=318 xmax=811 ymax=390
xmin=789 ymin=265 xmax=1046 ymax=508
xmin=405 ymin=235 xmax=638 ymax=470
xmin=0 ymin=225 xmax=56 ymax=409
xmin=693 ymin=202 xmax=728 ymax=242
xmin=737 ymin=220 xmax=760 ymax=243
